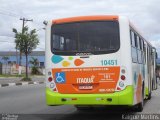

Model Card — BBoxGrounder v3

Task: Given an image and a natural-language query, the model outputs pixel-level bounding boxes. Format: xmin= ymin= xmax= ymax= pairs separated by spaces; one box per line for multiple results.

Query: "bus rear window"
xmin=51 ymin=21 xmax=120 ymax=55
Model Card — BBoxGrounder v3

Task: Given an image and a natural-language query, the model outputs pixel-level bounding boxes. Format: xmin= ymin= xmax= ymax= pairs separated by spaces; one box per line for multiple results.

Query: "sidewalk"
xmin=0 ymin=76 xmax=45 ymax=87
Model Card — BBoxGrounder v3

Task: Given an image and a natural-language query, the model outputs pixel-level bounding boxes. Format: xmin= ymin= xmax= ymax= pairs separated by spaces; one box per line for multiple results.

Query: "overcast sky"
xmin=0 ymin=0 xmax=160 ymax=55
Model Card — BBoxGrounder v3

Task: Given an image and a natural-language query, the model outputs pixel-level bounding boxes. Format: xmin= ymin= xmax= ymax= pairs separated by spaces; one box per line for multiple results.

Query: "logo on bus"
xmin=55 ymin=72 xmax=66 ymax=83
xmin=77 ymin=75 xmax=95 ymax=83
xmin=76 ymin=53 xmax=92 ymax=56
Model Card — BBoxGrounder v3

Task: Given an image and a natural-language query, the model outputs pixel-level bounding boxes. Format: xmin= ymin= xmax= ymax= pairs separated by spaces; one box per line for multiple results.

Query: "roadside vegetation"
xmin=13 ymin=26 xmax=39 ymax=81
xmin=29 ymin=57 xmax=42 ymax=75
xmin=0 ymin=74 xmax=44 ymax=78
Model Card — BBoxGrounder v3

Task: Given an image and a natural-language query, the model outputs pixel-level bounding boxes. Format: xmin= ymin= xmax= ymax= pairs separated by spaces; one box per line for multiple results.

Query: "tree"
xmin=2 ymin=56 xmax=9 ymax=63
xmin=13 ymin=26 xmax=39 ymax=80
xmin=2 ymin=56 xmax=9 ymax=74
xmin=29 ymin=57 xmax=41 ymax=75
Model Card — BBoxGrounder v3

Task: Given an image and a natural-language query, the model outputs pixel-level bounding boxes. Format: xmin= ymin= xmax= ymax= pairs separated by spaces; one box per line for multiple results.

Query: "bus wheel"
xmin=75 ymin=105 xmax=92 ymax=111
xmin=134 ymin=86 xmax=144 ymax=112
xmin=148 ymin=79 xmax=153 ymax=100
xmin=147 ymin=91 xmax=152 ymax=100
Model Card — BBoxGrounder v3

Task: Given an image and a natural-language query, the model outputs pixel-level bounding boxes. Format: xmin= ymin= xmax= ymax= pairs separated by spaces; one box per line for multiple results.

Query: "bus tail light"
xmin=53 ymin=88 xmax=57 ymax=92
xmin=116 ymin=87 xmax=121 ymax=90
xmin=48 ymin=77 xmax=52 ymax=82
xmin=121 ymin=75 xmax=126 ymax=80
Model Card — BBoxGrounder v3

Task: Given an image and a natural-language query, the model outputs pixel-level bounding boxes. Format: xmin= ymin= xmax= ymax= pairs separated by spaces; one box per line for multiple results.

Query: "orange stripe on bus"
xmin=52 ymin=15 xmax=119 ymax=24
xmin=52 ymin=66 xmax=120 ymax=94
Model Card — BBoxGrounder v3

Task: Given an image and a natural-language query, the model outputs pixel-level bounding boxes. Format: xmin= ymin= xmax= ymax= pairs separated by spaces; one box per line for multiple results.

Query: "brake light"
xmin=117 ymin=87 xmax=121 ymax=90
xmin=53 ymin=88 xmax=57 ymax=91
xmin=48 ymin=77 xmax=52 ymax=82
xmin=121 ymin=75 xmax=126 ymax=80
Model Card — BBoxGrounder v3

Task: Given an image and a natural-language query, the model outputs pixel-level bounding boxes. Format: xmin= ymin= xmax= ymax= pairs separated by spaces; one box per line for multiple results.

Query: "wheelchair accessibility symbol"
xmin=55 ymin=72 xmax=66 ymax=83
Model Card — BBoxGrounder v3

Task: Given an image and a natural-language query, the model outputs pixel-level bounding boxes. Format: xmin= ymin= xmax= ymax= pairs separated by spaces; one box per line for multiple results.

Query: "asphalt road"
xmin=0 ymin=76 xmax=45 ymax=84
xmin=0 ymin=84 xmax=160 ymax=120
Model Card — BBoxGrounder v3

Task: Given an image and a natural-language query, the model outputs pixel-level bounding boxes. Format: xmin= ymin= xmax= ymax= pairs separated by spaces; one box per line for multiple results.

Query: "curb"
xmin=0 ymin=81 xmax=44 ymax=88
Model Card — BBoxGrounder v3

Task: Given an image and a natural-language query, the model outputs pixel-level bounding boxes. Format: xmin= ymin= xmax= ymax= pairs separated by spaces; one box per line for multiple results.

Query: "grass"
xmin=21 ymin=77 xmax=32 ymax=81
xmin=0 ymin=74 xmax=44 ymax=78
xmin=0 ymin=74 xmax=25 ymax=77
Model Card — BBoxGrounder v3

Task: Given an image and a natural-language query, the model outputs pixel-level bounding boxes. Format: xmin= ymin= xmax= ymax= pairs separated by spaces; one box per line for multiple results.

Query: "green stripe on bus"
xmin=46 ymin=85 xmax=134 ymax=106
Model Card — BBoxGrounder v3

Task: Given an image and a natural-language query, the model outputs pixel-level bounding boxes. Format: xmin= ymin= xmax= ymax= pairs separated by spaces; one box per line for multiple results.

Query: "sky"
xmin=0 ymin=0 xmax=160 ymax=55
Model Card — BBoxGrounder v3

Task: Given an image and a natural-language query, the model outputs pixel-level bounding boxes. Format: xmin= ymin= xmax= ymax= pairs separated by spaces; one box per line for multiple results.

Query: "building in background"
xmin=0 ymin=51 xmax=45 ymax=74
xmin=0 ymin=51 xmax=45 ymax=67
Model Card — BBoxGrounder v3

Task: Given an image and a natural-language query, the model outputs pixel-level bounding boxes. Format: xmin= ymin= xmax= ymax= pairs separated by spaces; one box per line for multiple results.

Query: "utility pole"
xmin=17 ymin=17 xmax=33 ymax=75
xmin=19 ymin=17 xmax=33 ymax=66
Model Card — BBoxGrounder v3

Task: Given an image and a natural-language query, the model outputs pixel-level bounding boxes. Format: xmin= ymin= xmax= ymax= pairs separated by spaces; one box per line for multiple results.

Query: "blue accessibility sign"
xmin=55 ymin=72 xmax=66 ymax=83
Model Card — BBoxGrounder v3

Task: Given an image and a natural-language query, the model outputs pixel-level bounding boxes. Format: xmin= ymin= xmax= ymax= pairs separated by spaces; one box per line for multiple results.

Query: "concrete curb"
xmin=0 ymin=81 xmax=45 ymax=88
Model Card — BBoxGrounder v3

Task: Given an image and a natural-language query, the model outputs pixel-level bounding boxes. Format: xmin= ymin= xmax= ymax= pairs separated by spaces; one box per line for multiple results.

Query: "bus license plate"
xmin=79 ymin=85 xmax=93 ymax=90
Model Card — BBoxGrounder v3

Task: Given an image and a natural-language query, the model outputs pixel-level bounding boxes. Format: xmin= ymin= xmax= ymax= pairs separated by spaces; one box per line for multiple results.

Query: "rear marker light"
xmin=119 ymin=81 xmax=124 ymax=87
xmin=121 ymin=69 xmax=125 ymax=74
xmin=72 ymin=98 xmax=77 ymax=100
xmin=48 ymin=77 xmax=52 ymax=82
xmin=53 ymin=88 xmax=57 ymax=91
xmin=121 ymin=75 xmax=126 ymax=80
xmin=48 ymin=71 xmax=52 ymax=75
xmin=117 ymin=87 xmax=121 ymax=90
xmin=50 ymin=83 xmax=55 ymax=88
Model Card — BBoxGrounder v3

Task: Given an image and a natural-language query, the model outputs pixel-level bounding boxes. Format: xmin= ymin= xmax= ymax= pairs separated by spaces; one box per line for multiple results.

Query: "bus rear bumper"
xmin=46 ymin=86 xmax=134 ymax=106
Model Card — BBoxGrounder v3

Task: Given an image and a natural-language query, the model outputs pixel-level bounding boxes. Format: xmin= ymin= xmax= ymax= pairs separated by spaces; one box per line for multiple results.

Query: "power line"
xmin=0 ymin=11 xmax=18 ymax=18
xmin=0 ymin=8 xmax=43 ymax=29
xmin=0 ymin=8 xmax=22 ymax=18
xmin=0 ymin=8 xmax=35 ymax=23
xmin=20 ymin=17 xmax=33 ymax=33
xmin=0 ymin=41 xmax=14 ymax=43
xmin=0 ymin=35 xmax=15 ymax=38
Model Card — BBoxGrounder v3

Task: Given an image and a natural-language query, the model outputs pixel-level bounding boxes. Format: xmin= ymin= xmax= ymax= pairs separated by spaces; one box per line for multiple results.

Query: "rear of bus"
xmin=45 ymin=16 xmax=134 ymax=106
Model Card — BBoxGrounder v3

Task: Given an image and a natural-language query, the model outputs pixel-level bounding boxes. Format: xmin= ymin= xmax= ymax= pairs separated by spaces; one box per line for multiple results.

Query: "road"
xmin=0 ymin=84 xmax=160 ymax=120
xmin=0 ymin=76 xmax=45 ymax=84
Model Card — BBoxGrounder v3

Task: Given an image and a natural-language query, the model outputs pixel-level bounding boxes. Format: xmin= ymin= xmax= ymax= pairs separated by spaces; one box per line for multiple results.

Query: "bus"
xmin=45 ymin=15 xmax=157 ymax=112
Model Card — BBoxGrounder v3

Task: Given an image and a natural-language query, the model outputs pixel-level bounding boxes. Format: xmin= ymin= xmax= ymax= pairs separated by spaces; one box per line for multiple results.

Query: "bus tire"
xmin=75 ymin=105 xmax=92 ymax=111
xmin=134 ymin=85 xmax=144 ymax=112
xmin=147 ymin=91 xmax=152 ymax=100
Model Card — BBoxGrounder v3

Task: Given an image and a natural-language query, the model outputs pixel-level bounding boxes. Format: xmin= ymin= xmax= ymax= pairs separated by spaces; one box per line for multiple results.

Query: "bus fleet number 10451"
xmin=101 ymin=60 xmax=117 ymax=66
